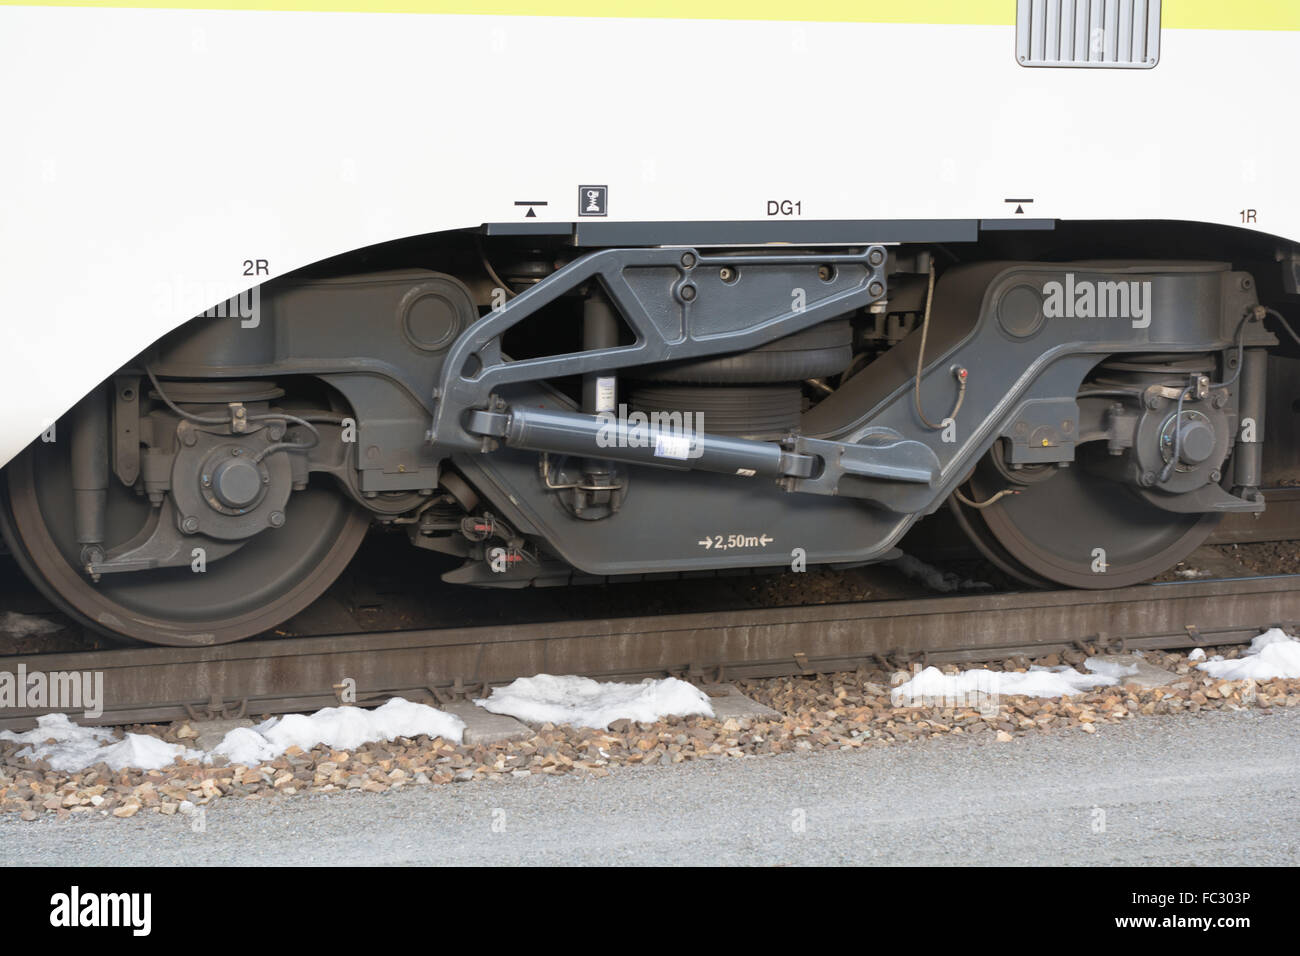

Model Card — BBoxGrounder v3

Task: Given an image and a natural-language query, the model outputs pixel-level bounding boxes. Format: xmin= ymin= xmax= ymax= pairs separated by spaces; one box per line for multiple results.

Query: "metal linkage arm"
xmin=430 ymin=244 xmax=888 ymax=451
xmin=466 ymin=404 xmax=939 ymax=512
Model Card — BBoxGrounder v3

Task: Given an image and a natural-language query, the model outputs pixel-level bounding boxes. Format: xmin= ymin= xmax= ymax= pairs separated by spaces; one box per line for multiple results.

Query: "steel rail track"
xmin=1 ymin=574 xmax=1297 ymax=730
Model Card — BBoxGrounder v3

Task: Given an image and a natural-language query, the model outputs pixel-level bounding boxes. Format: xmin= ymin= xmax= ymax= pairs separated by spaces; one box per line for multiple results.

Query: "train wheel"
xmin=952 ymin=444 xmax=1220 ymax=590
xmin=2 ymin=438 xmax=370 ymax=646
xmin=946 ymin=490 xmax=1057 ymax=590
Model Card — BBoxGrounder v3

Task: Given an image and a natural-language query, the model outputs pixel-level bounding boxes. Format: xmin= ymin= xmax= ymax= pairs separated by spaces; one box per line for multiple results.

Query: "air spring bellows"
xmin=628 ymin=384 xmax=801 ymax=440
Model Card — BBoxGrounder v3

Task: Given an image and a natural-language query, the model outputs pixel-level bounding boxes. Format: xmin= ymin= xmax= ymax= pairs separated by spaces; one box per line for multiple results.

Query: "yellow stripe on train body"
xmin=0 ymin=0 xmax=1297 ymax=30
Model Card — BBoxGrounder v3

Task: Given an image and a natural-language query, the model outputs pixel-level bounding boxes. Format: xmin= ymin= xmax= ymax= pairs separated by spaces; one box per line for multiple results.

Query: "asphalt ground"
xmin=2 ymin=706 xmax=1295 ymax=866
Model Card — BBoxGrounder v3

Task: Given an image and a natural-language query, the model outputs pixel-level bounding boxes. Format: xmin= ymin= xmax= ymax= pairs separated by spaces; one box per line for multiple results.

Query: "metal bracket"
xmin=788 ymin=430 xmax=939 ymax=508
xmin=431 ymin=677 xmax=487 ymax=704
xmin=431 ymin=245 xmax=888 ymax=451
xmin=1137 ymin=482 xmax=1265 ymax=514
xmin=86 ymin=500 xmax=246 ymax=575
xmin=112 ymin=373 xmax=141 ymax=487
xmin=184 ymin=694 xmax=248 ymax=722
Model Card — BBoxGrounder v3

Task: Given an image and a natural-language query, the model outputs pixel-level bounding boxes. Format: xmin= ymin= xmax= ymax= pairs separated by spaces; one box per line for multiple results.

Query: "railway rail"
xmin=1 ymin=572 xmax=1296 ymax=731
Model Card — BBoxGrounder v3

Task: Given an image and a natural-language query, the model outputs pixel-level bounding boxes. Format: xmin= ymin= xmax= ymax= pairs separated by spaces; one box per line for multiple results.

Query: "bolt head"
xmin=268 ymin=511 xmax=285 ymax=528
xmin=181 ymin=516 xmax=199 ymax=533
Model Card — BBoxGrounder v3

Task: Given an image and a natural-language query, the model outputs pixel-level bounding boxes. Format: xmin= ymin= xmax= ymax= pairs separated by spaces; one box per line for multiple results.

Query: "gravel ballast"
xmin=1 ymin=644 xmax=1297 ymax=822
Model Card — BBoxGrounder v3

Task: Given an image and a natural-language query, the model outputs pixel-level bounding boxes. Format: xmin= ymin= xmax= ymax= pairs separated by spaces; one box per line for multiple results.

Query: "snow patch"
xmin=211 ymin=727 xmax=276 ymax=767
xmin=1188 ymin=648 xmax=1206 ymax=662
xmin=476 ymin=674 xmax=714 ymax=728
xmin=0 ymin=713 xmax=199 ymax=771
xmin=0 ymin=698 xmax=464 ymax=772
xmin=208 ymin=697 xmax=465 ymax=763
xmin=1196 ymin=628 xmax=1300 ymax=681
xmin=1084 ymin=658 xmax=1139 ymax=680
xmin=889 ymin=554 xmax=992 ymax=593
xmin=0 ymin=611 xmax=63 ymax=638
xmin=893 ymin=664 xmax=1117 ymax=704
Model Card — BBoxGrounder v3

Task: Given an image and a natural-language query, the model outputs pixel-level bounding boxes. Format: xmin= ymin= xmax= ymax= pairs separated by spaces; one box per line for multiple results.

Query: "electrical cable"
xmin=144 ymin=364 xmax=320 ymax=462
xmin=913 ymin=260 xmax=968 ymax=430
xmin=144 ymin=365 xmax=226 ymax=425
xmin=476 ymin=234 xmax=518 ymax=301
xmin=953 ymin=487 xmax=1020 ymax=509
xmin=1262 ymin=305 xmax=1300 ymax=349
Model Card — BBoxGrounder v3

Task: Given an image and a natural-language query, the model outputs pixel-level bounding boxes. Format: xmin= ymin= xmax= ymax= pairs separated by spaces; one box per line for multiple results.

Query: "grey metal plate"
xmin=571 ymin=219 xmax=980 ymax=247
xmin=1017 ymin=0 xmax=1161 ymax=69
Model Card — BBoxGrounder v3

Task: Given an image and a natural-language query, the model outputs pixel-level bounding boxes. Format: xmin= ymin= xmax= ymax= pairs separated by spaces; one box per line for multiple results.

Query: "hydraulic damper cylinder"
xmin=69 ymin=385 xmax=110 ymax=564
xmin=1233 ymin=346 xmax=1267 ymax=501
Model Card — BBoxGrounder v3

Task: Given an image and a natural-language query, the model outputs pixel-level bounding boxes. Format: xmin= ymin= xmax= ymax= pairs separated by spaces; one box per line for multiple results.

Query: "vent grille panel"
xmin=1016 ymin=0 xmax=1160 ymax=69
